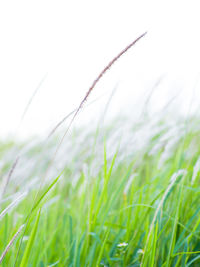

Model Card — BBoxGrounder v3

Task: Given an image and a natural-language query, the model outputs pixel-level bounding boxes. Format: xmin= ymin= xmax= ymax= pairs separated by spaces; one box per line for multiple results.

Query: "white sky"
xmin=1 ymin=0 xmax=200 ymax=139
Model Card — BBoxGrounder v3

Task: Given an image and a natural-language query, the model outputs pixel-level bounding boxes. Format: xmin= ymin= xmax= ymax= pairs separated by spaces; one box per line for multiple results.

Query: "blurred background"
xmin=0 ymin=0 xmax=200 ymax=139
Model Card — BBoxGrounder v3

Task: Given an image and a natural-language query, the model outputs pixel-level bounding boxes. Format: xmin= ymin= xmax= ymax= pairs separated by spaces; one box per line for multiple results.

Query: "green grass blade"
xmin=20 ymin=210 xmax=41 ymax=267
xmin=27 ymin=173 xmax=61 ymax=219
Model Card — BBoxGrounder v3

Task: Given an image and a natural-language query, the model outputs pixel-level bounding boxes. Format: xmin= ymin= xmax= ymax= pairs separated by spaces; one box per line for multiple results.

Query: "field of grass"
xmin=1 ymin=113 xmax=200 ymax=267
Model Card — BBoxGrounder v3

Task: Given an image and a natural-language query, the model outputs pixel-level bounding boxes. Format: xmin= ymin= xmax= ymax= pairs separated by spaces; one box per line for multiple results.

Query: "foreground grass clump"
xmin=1 ymin=116 xmax=200 ymax=266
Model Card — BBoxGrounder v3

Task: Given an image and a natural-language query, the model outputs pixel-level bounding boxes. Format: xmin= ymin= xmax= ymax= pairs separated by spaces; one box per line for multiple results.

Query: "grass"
xmin=0 ymin=113 xmax=200 ymax=266
xmin=0 ymin=32 xmax=200 ymax=266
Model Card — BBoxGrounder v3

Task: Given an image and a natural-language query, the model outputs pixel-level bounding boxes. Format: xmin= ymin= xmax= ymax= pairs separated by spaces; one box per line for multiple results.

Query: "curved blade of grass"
xmin=166 ymin=174 xmax=184 ymax=267
xmin=141 ymin=170 xmax=186 ymax=265
xmin=19 ymin=210 xmax=41 ymax=267
xmin=96 ymin=230 xmax=110 ymax=266
xmin=0 ymin=193 xmax=27 ymax=221
xmin=0 ymin=224 xmax=25 ymax=264
xmin=173 ymin=251 xmax=200 ymax=257
xmin=150 ymin=221 xmax=158 ymax=267
xmin=186 ymin=255 xmax=200 ymax=266
xmin=15 ymin=174 xmax=61 ymax=266
xmin=25 ymin=173 xmax=61 ymax=221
